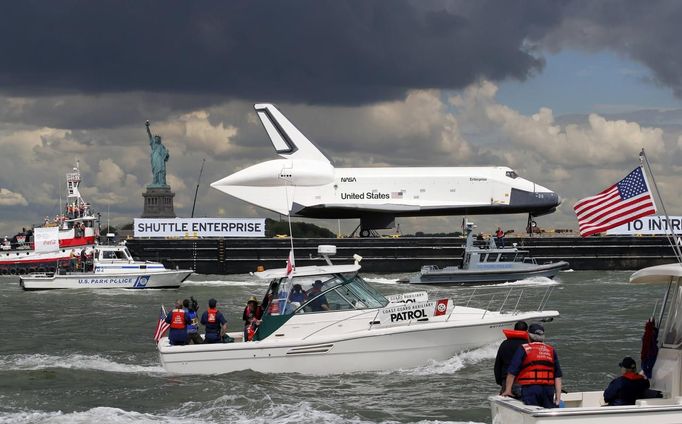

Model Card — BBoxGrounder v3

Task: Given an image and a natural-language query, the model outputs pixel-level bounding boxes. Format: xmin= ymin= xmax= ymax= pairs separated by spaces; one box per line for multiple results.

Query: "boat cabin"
xmin=94 ymin=246 xmax=134 ymax=263
xmin=253 ymin=262 xmax=390 ymax=340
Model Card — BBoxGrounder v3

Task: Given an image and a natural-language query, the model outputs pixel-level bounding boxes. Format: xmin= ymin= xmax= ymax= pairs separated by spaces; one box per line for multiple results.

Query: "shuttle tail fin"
xmin=254 ymin=103 xmax=330 ymax=163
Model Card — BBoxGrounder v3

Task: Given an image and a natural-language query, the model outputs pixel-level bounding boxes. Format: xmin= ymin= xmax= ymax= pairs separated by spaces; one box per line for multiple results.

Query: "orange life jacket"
xmin=503 ymin=329 xmax=529 ymax=341
xmin=170 ymin=309 xmax=186 ymax=329
xmin=206 ymin=308 xmax=218 ymax=324
xmin=517 ymin=342 xmax=555 ymax=386
xmin=247 ymin=323 xmax=256 ymax=341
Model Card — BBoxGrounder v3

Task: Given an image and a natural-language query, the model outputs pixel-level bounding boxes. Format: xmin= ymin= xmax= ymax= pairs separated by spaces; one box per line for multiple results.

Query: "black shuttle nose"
xmin=509 ymin=188 xmax=561 ymax=216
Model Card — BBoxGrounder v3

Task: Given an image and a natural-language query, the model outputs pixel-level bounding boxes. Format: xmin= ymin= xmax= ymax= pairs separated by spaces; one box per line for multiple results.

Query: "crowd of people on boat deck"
xmin=495 ymin=320 xmax=652 ymax=408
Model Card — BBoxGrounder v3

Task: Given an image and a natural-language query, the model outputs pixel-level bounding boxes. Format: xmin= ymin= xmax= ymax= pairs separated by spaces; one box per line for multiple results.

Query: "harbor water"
xmin=0 ymin=270 xmax=657 ymax=423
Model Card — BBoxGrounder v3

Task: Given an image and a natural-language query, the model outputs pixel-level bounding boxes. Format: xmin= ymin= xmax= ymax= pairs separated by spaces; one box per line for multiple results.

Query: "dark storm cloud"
xmin=545 ymin=0 xmax=682 ymax=98
xmin=0 ymin=1 xmax=560 ymax=105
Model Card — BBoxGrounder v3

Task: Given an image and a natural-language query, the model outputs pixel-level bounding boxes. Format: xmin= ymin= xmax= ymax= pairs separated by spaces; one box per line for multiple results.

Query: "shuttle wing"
xmin=254 ymin=103 xmax=330 ymax=164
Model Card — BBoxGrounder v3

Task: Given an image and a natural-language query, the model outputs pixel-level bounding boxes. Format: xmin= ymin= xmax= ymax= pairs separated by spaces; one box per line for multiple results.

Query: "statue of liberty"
xmin=145 ymin=120 xmax=170 ymax=187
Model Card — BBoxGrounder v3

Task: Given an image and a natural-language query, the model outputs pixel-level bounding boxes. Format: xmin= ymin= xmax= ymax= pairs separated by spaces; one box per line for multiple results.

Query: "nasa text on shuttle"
xmin=134 ymin=218 xmax=265 ymax=238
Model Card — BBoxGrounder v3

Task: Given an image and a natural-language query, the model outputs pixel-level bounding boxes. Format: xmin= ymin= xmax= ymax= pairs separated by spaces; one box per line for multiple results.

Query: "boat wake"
xmin=0 ymin=353 xmax=165 ymax=375
xmin=391 ymin=343 xmax=498 ymax=376
xmin=487 ymin=276 xmax=559 ymax=287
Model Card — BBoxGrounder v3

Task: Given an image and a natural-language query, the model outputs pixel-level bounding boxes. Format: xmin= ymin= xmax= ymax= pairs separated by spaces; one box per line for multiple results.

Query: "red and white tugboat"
xmin=0 ymin=163 xmax=98 ymax=275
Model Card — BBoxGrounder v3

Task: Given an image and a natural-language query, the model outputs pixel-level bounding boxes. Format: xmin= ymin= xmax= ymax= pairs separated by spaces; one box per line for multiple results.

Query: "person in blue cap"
xmin=603 ymin=356 xmax=650 ymax=406
xmin=502 ymin=323 xmax=563 ymax=408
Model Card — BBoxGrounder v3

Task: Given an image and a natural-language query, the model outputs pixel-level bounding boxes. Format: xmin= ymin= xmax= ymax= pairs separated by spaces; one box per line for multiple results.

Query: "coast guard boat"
xmin=489 ymin=263 xmax=682 ymax=423
xmin=405 ymin=222 xmax=569 ymax=285
xmin=19 ymin=245 xmax=192 ymax=290
xmin=0 ymin=163 xmax=97 ymax=275
xmin=157 ymin=245 xmax=559 ymax=375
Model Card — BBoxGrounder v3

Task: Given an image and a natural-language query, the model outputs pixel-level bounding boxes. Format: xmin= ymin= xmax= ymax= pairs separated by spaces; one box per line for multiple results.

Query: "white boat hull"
xmin=490 ymin=393 xmax=682 ymax=423
xmin=20 ymin=269 xmax=192 ymax=290
xmin=158 ymin=309 xmax=559 ymax=375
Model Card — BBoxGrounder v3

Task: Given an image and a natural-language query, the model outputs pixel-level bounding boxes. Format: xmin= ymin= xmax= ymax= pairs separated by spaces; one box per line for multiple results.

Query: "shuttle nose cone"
xmin=509 ymin=188 xmax=561 ymax=216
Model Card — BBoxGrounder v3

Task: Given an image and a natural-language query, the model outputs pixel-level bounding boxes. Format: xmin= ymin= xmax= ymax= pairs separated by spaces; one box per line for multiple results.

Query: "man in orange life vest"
xmin=164 ymin=300 xmax=191 ymax=345
xmin=494 ymin=321 xmax=528 ymax=397
xmin=200 ymin=298 xmax=227 ymax=344
xmin=502 ymin=323 xmax=563 ymax=408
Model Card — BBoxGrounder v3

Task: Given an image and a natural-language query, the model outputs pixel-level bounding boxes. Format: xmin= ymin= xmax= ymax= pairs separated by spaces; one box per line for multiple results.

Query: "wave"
xmin=0 ymin=407 xmax=190 ymax=424
xmin=0 ymin=404 xmax=485 ymax=424
xmin=388 ymin=343 xmax=498 ymax=376
xmin=0 ymin=354 xmax=164 ymax=375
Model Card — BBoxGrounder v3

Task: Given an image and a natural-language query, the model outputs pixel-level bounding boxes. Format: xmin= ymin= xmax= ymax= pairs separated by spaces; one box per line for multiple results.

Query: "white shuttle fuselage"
xmin=211 ymin=104 xmax=560 ymax=232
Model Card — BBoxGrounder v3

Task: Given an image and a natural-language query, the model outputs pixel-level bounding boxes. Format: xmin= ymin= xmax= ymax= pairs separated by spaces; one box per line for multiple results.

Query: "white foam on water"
xmin=486 ymin=277 xmax=559 ymax=287
xmin=396 ymin=343 xmax=499 ymax=376
xmin=561 ymin=269 xmax=574 ymax=272
xmin=0 ymin=405 xmax=484 ymax=424
xmin=0 ymin=353 xmax=165 ymax=375
xmin=0 ymin=408 xmax=183 ymax=424
xmin=183 ymin=279 xmax=264 ymax=287
xmin=363 ymin=277 xmax=402 ymax=285
xmin=172 ymin=396 xmax=484 ymax=424
xmin=0 ymin=407 xmax=197 ymax=424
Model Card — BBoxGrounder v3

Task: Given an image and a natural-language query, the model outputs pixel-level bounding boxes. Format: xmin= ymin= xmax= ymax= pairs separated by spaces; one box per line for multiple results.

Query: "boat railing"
xmin=455 ymin=284 xmax=557 ymax=315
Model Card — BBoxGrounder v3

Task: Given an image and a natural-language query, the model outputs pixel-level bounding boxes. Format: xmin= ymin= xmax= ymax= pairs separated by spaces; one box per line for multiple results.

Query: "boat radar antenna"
xmin=640 ymin=148 xmax=682 ymax=264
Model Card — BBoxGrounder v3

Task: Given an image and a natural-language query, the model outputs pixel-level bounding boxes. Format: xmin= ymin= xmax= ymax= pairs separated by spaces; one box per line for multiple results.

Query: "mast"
xmin=190 ymin=158 xmax=206 ymax=218
xmin=640 ymin=149 xmax=682 ymax=264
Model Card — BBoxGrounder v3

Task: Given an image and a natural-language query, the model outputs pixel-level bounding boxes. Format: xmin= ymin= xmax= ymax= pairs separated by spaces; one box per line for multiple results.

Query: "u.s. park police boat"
xmin=1 ymin=163 xmax=97 ymax=276
xmin=489 ymin=263 xmax=682 ymax=423
xmin=157 ymin=245 xmax=559 ymax=375
xmin=404 ymin=222 xmax=569 ymax=285
xmin=19 ymin=245 xmax=192 ymax=290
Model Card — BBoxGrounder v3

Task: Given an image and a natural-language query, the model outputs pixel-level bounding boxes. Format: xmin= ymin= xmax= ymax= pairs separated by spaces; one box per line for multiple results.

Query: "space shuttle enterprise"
xmin=211 ymin=104 xmax=560 ymax=237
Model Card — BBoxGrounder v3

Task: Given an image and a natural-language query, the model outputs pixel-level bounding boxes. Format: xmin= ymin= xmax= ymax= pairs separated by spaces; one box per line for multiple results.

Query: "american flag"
xmin=573 ymin=167 xmax=656 ymax=237
xmin=153 ymin=305 xmax=170 ymax=342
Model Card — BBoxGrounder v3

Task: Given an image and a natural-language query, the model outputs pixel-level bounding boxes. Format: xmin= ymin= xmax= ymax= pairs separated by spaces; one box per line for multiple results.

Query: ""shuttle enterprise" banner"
xmin=134 ymin=218 xmax=265 ymax=238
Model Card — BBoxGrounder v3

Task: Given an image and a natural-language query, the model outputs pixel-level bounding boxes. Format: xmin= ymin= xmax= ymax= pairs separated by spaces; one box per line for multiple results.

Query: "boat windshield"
xmin=281 ymin=272 xmax=389 ymax=314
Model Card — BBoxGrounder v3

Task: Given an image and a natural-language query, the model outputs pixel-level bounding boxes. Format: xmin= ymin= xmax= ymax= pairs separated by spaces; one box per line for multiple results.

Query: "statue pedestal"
xmin=142 ymin=186 xmax=176 ymax=218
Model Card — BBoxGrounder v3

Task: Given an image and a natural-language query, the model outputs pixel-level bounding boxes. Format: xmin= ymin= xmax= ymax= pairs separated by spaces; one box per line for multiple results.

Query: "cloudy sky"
xmin=2 ymin=0 xmax=681 ymax=237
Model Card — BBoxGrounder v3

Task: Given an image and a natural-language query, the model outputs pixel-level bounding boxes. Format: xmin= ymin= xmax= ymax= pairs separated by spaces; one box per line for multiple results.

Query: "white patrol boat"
xmin=19 ymin=245 xmax=192 ymax=290
xmin=489 ymin=263 xmax=682 ymax=423
xmin=157 ymin=245 xmax=559 ymax=375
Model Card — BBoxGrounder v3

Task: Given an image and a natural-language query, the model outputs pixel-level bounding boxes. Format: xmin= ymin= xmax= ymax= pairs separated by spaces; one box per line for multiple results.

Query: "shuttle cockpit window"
xmin=505 ymin=170 xmax=518 ymax=179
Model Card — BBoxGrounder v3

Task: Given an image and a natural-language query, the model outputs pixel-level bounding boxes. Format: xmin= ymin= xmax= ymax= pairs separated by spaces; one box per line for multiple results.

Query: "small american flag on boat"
xmin=153 ymin=305 xmax=170 ymax=342
xmin=391 ymin=191 xmax=403 ymax=199
xmin=573 ymin=167 xmax=656 ymax=237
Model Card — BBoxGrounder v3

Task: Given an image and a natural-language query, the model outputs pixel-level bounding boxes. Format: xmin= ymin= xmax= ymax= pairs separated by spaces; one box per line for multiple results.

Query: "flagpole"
xmin=640 ymin=149 xmax=682 ymax=263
